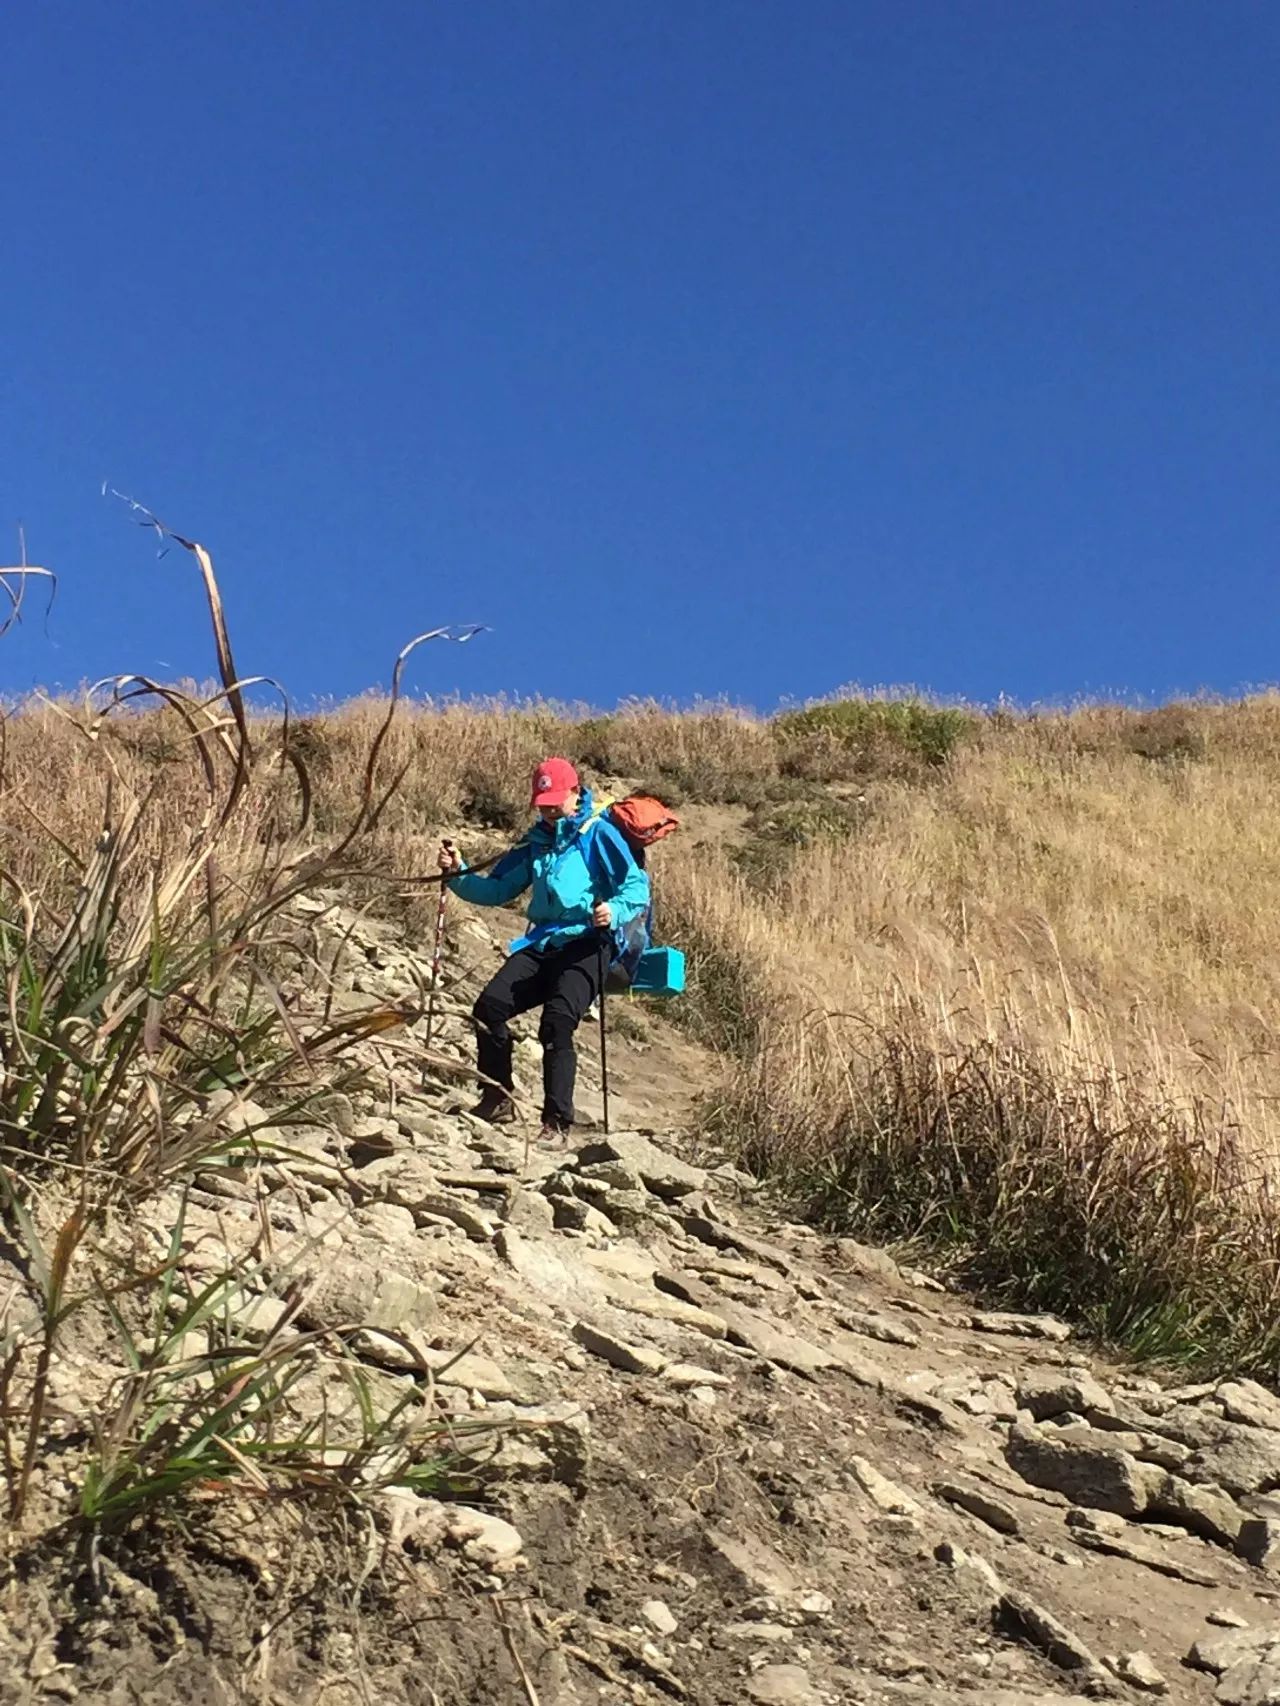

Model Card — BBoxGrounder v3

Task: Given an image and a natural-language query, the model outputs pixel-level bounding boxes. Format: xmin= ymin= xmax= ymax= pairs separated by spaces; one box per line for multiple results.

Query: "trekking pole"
xmin=598 ymin=933 xmax=611 ymax=1136
xmin=423 ymin=840 xmax=453 ymax=1048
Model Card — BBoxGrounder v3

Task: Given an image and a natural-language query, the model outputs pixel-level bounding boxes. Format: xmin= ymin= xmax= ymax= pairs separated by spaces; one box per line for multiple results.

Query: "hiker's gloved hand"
xmin=592 ymin=901 xmax=613 ymax=929
xmin=438 ymin=842 xmax=462 ymax=876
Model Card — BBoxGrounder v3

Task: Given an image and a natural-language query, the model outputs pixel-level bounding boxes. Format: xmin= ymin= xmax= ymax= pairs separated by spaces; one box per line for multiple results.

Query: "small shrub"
xmin=565 ymin=715 xmax=618 ymax=774
xmin=732 ymin=796 xmax=872 ymax=889
xmin=608 ymin=1003 xmax=650 ymax=1043
xmin=459 ymin=768 xmax=525 ymax=831
xmin=1124 ymin=705 xmax=1206 ymax=763
xmin=774 ymin=697 xmax=974 ymax=782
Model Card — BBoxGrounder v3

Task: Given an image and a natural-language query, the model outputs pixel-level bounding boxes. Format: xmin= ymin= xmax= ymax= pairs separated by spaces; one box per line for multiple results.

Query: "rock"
xmin=1068 ymin=1521 xmax=1220 ymax=1587
xmin=348 ymin=1115 xmax=398 ymax=1158
xmin=576 ymin=1133 xmax=709 ymax=1199
xmin=311 ymin=1090 xmax=355 ymax=1136
xmin=572 ymin=1321 xmax=666 ymax=1377
xmin=832 ymin=1237 xmax=902 ymax=1284
xmin=204 ymin=1088 xmax=280 ymax=1141
xmin=1101 ymin=1397 xmax=1226 ymax=1452
xmin=414 ymin=1192 xmax=496 ymax=1242
xmin=934 ymin=1375 xmax=984 ymax=1406
xmin=495 ymin=1227 xmax=606 ymax=1309
xmin=1188 ymin=1622 xmax=1280 ymax=1704
xmin=641 ymin=1599 xmax=678 ymax=1637
xmin=458 ymin=1430 xmax=550 ymax=1483
xmin=501 ymin=1185 xmax=557 ymax=1236
xmin=872 ymin=1691 xmax=1093 ymax=1706
xmin=677 ymin=1214 xmax=793 ymax=1275
xmin=356 ymin=1327 xmax=502 ymax=1382
xmin=662 ymin=1363 xmax=732 ymax=1389
xmin=1016 ymin=1370 xmax=1115 ymax=1422
xmin=836 ymin=1308 xmax=920 ymax=1348
xmin=970 ymin=1309 xmax=1072 ymax=1342
xmin=394 ymin=1104 xmax=454 ymax=1143
xmin=1219 ymin=1381 xmax=1280 ymax=1432
xmin=997 ymin=1590 xmax=1108 ymax=1685
xmin=549 ymin=1193 xmax=621 ymax=1237
xmin=601 ymin=1275 xmax=729 ymax=1337
xmin=423 ymin=1348 xmax=519 ymax=1400
xmin=1186 ymin=1427 xmax=1280 ymax=1499
xmin=793 ymin=1589 xmax=833 ymax=1622
xmin=1065 ymin=1507 xmax=1127 ymax=1537
xmin=686 ymin=1253 xmax=790 ymax=1294
xmin=1106 ymin=1650 xmax=1167 ymax=1694
xmin=353 ymin=1201 xmax=417 ymax=1244
xmin=705 ymin=1528 xmax=799 ymax=1596
xmin=191 ymin=1166 xmax=257 ymax=1201
xmin=980 ymin=1380 xmax=1021 ymax=1422
xmin=935 ymin=1539 xmax=1004 ymax=1601
xmin=1005 ymin=1421 xmax=1160 ymax=1517
xmin=714 ymin=1304 xmax=840 ymax=1377
xmin=353 ymin=1151 xmax=439 ymax=1208
xmin=1190 ymin=1623 xmax=1280 ymax=1671
xmin=1052 ymin=1422 xmax=1145 ymax=1455
xmin=1149 ymin=1472 xmax=1245 ymax=1547
xmin=231 ymin=1292 xmax=294 ymax=1341
xmin=579 ymin=1244 xmax=658 ymax=1284
xmin=893 ymin=1388 xmax=971 ymax=1436
xmin=509 ymin=1400 xmax=591 ymax=1490
xmin=746 ymin=1664 xmax=821 ymax=1705
xmin=709 ymin=1162 xmax=759 ymax=1192
xmin=446 ymin=1506 xmax=525 ymax=1567
xmin=1209 ymin=1610 xmax=1252 ymax=1628
xmin=573 ymin=1158 xmax=646 ymax=1193
xmin=849 ymin=1455 xmax=923 ymax=1518
xmin=296 ymin=1254 xmax=438 ymax=1334
xmin=1238 ymin=1517 xmax=1280 ymax=1573
xmin=1135 ymin=1434 xmax=1193 ymax=1473
xmin=933 ymin=1480 xmax=1021 ymax=1535
xmin=373 ymin=1488 xmax=452 ymax=1554
xmin=584 ymin=1186 xmax=654 ymax=1232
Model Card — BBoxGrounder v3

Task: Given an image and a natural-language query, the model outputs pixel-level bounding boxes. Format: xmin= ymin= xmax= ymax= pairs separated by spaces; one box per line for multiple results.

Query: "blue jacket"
xmin=448 ymin=791 xmax=650 ymax=956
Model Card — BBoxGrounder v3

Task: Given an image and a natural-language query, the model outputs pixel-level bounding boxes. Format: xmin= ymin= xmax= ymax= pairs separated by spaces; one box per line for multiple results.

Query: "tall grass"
xmin=660 ymin=710 xmax=1280 ymax=1373
xmin=0 ymin=512 xmax=484 ymax=1530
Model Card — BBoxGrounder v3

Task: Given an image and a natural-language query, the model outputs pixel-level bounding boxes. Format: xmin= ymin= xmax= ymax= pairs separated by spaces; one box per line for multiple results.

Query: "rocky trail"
xmin=7 ymin=891 xmax=1280 ymax=1706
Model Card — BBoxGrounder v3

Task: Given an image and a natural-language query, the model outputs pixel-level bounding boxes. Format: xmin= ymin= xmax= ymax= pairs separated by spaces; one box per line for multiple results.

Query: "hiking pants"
xmin=472 ymin=933 xmax=606 ymax=1130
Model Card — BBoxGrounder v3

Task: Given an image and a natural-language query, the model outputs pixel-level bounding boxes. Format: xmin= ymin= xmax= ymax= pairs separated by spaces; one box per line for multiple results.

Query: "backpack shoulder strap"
xmin=578 ymin=811 xmax=637 ymax=899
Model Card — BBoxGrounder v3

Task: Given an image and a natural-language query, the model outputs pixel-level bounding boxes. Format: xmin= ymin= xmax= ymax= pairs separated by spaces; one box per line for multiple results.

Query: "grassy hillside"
xmin=9 ymin=682 xmax=1280 ymax=1373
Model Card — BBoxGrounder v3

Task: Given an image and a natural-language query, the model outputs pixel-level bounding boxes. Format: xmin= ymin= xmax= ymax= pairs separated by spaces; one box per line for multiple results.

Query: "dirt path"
xmin=4 ymin=892 xmax=1277 ymax=1706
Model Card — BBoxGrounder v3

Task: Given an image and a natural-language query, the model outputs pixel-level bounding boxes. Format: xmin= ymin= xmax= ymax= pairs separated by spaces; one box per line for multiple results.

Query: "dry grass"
xmin=0 ymin=530 xmax=488 ymax=1533
xmin=661 ymin=701 xmax=1280 ymax=1371
xmin=12 ymin=679 xmax=1280 ymax=1371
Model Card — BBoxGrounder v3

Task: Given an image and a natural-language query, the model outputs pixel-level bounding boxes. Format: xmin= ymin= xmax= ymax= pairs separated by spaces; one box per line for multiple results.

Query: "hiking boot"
xmin=537 ymin=1121 xmax=573 ymax=1147
xmin=469 ymin=1088 xmax=516 ymax=1126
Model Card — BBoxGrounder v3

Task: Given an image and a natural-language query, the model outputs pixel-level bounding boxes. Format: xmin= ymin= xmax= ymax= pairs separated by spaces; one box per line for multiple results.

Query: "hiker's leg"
xmin=472 ymin=949 xmax=545 ymax=1096
xmin=538 ymin=936 xmax=606 ymax=1131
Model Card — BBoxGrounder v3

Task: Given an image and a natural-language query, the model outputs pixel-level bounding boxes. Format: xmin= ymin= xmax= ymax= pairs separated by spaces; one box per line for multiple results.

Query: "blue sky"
xmin=3 ymin=3 xmax=1277 ymax=710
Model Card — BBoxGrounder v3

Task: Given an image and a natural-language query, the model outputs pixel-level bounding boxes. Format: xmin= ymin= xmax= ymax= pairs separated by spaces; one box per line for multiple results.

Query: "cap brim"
xmin=531 ymin=791 xmax=574 ymax=809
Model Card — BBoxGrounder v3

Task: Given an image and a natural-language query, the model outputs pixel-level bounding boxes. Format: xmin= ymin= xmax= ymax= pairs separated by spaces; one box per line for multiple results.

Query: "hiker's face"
xmin=538 ymin=790 xmax=579 ymax=825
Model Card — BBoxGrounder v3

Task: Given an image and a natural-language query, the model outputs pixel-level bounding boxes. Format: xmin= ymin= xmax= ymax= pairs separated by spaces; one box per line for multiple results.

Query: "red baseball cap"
xmin=530 ymin=757 xmax=580 ymax=808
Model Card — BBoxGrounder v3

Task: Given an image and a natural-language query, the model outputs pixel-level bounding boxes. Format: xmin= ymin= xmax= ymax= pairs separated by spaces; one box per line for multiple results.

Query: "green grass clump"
xmin=774 ymin=696 xmax=974 ymax=780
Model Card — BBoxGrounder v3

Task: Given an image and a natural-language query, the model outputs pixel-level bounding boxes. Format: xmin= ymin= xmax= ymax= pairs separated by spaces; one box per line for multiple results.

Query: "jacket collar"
xmin=528 ymin=789 xmax=596 ymax=849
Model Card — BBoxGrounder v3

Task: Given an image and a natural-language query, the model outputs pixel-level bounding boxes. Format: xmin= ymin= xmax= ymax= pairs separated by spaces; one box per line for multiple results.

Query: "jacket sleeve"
xmin=448 ymin=842 xmax=533 ymax=908
xmin=591 ymin=823 xmax=651 ymax=925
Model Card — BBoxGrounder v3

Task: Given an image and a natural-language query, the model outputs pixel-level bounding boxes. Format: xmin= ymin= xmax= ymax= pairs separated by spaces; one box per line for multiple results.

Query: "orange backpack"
xmin=602 ymin=794 xmax=680 ymax=865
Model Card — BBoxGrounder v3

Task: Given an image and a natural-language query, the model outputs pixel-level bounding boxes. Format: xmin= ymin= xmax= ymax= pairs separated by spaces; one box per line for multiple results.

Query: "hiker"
xmin=437 ymin=757 xmax=650 ymax=1142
